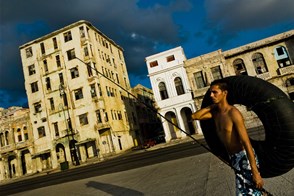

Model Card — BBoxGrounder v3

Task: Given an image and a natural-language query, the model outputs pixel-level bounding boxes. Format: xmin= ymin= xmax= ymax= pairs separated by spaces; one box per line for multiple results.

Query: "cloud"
xmin=0 ymin=0 xmax=192 ymax=108
xmin=205 ymin=0 xmax=294 ymax=31
xmin=202 ymin=0 xmax=294 ymax=47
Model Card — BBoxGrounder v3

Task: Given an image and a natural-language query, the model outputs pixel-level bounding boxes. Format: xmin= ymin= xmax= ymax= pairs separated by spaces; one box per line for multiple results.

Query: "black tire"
xmin=200 ymin=75 xmax=294 ymax=178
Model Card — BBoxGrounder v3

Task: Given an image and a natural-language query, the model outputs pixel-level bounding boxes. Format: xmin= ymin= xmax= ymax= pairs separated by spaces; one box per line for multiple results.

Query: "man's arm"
xmin=230 ymin=108 xmax=264 ymax=189
xmin=191 ymin=105 xmax=215 ymax=120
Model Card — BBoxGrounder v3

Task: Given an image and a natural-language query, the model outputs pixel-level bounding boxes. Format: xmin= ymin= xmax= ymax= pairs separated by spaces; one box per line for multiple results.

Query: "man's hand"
xmin=253 ymin=172 xmax=264 ymax=190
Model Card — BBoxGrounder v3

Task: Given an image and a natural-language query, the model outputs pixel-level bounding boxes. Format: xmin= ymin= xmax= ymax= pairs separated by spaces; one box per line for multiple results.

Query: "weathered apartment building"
xmin=185 ymin=29 xmax=294 ymax=129
xmin=131 ymin=84 xmax=164 ymax=142
xmin=0 ymin=107 xmax=34 ymax=181
xmin=146 ymin=46 xmax=202 ymax=142
xmin=17 ymin=20 xmax=140 ymax=173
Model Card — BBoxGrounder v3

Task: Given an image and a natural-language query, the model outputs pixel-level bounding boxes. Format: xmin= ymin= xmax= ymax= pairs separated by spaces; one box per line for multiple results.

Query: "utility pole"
xmin=59 ymin=84 xmax=80 ymax=166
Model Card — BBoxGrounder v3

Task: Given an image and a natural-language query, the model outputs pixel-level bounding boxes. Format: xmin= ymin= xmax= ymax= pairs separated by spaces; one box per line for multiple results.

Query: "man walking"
xmin=192 ymin=79 xmax=264 ymax=195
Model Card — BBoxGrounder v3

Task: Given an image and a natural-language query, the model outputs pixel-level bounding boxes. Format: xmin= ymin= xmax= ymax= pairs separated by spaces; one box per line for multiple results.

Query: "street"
xmin=1 ymin=138 xmax=294 ymax=196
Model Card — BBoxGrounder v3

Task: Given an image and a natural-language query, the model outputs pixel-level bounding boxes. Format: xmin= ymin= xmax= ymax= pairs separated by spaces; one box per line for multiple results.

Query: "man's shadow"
xmin=86 ymin=181 xmax=144 ymax=195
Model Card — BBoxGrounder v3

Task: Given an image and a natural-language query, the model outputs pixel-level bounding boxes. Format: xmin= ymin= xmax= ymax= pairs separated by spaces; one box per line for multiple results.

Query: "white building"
xmin=146 ymin=46 xmax=202 ymax=142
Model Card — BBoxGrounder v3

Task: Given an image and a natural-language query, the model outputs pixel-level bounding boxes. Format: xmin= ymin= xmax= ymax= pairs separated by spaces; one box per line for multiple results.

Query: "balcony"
xmin=278 ymin=64 xmax=294 ymax=75
xmin=16 ymin=140 xmax=32 ymax=149
xmin=256 ymin=72 xmax=271 ymax=80
xmin=0 ymin=144 xmax=16 ymax=153
xmin=95 ymin=123 xmax=111 ymax=131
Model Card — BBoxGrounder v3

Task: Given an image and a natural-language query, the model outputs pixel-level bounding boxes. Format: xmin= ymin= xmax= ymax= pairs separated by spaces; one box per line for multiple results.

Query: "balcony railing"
xmin=278 ymin=64 xmax=294 ymax=75
xmin=256 ymin=72 xmax=271 ymax=80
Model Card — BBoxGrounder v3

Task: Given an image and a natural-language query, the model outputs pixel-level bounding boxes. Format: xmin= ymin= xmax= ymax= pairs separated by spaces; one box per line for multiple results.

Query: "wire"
xmin=75 ymin=57 xmax=273 ymax=195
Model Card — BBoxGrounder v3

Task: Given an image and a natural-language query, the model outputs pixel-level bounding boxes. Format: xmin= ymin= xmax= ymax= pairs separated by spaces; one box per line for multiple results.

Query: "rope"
xmin=75 ymin=57 xmax=274 ymax=195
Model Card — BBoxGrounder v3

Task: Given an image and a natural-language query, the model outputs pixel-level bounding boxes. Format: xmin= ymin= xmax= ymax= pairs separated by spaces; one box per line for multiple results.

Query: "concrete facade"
xmin=185 ymin=30 xmax=294 ymax=129
xmin=146 ymin=46 xmax=202 ymax=142
xmin=18 ymin=20 xmax=139 ymax=173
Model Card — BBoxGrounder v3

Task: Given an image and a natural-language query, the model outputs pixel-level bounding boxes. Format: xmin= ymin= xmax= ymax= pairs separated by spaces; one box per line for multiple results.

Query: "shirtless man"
xmin=191 ymin=79 xmax=264 ymax=195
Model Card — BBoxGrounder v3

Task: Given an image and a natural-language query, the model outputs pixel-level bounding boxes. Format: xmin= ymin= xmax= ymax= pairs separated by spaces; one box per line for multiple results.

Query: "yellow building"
xmin=19 ymin=20 xmax=139 ymax=171
xmin=0 ymin=107 xmax=34 ymax=181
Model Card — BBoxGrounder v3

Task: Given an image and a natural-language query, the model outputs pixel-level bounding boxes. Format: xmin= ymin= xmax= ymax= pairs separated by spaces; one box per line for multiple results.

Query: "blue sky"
xmin=0 ymin=0 xmax=293 ymax=109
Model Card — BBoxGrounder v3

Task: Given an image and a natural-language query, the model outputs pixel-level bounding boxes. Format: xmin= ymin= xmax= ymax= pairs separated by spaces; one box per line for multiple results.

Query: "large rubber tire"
xmin=200 ymin=75 xmax=294 ymax=178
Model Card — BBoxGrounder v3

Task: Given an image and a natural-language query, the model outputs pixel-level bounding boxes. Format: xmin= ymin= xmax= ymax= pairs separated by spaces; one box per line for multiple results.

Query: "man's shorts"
xmin=230 ymin=150 xmax=263 ymax=196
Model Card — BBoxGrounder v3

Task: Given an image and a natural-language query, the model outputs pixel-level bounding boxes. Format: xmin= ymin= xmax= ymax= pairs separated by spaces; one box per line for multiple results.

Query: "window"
xmin=56 ymin=55 xmax=61 ymax=67
xmin=53 ymin=37 xmax=58 ymax=49
xmin=274 ymin=46 xmax=291 ymax=68
xmin=53 ymin=122 xmax=59 ymax=137
xmin=174 ymin=77 xmax=185 ymax=95
xmin=194 ymin=71 xmax=206 ymax=89
xmin=90 ymin=84 xmax=97 ymax=98
xmin=74 ymin=88 xmax=83 ymax=100
xmin=286 ymin=78 xmax=294 ymax=87
xmin=159 ymin=82 xmax=169 ymax=100
xmin=24 ymin=127 xmax=28 ymax=141
xmin=40 ymin=42 xmax=45 ymax=55
xmin=98 ymin=83 xmax=102 ymax=96
xmin=64 ymin=31 xmax=72 ymax=42
xmin=25 ymin=47 xmax=33 ymax=58
xmin=79 ymin=113 xmax=88 ymax=126
xmin=211 ymin=66 xmax=223 ymax=80
xmin=87 ymin=63 xmax=93 ymax=77
xmin=117 ymin=111 xmax=122 ymax=120
xmin=277 ymin=47 xmax=284 ymax=56
xmin=79 ymin=26 xmax=85 ymax=38
xmin=49 ymin=97 xmax=55 ymax=111
xmin=104 ymin=110 xmax=109 ymax=122
xmin=37 ymin=126 xmax=46 ymax=138
xmin=116 ymin=73 xmax=120 ymax=84
xmin=84 ymin=46 xmax=89 ymax=56
xmin=67 ymin=49 xmax=76 ymax=60
xmin=17 ymin=128 xmax=22 ymax=142
xmin=59 ymin=73 xmax=64 ymax=85
xmin=62 ymin=93 xmax=68 ymax=107
xmin=166 ymin=55 xmax=175 ymax=62
xmin=31 ymin=82 xmax=39 ymax=93
xmin=233 ymin=59 xmax=247 ymax=75
xmin=252 ymin=53 xmax=268 ymax=74
xmin=34 ymin=102 xmax=42 ymax=113
xmin=28 ymin=64 xmax=36 ymax=75
xmin=96 ymin=110 xmax=102 ymax=123
xmin=70 ymin=67 xmax=79 ymax=79
xmin=45 ymin=77 xmax=51 ymax=90
xmin=150 ymin=60 xmax=158 ymax=68
xmin=43 ymin=60 xmax=48 ymax=72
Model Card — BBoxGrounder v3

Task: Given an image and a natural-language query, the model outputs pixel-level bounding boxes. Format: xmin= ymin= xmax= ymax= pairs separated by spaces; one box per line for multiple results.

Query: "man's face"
xmin=210 ymin=85 xmax=227 ymax=103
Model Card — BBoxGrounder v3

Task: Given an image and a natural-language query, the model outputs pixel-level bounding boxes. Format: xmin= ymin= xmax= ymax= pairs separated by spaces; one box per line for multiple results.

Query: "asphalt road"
xmin=0 ymin=139 xmax=208 ymax=195
xmin=1 ymin=138 xmax=294 ymax=196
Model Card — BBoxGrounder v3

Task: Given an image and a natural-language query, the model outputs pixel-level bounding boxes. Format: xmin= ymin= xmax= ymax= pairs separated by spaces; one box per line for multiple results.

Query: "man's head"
xmin=210 ymin=79 xmax=228 ymax=104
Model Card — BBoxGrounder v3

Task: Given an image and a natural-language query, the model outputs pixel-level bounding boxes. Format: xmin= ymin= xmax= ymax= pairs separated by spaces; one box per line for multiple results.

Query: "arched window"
xmin=174 ymin=77 xmax=185 ymax=95
xmin=252 ymin=53 xmax=268 ymax=74
xmin=159 ymin=82 xmax=169 ymax=100
xmin=233 ymin=58 xmax=247 ymax=75
xmin=0 ymin=133 xmax=4 ymax=147
xmin=17 ymin=128 xmax=22 ymax=142
xmin=5 ymin=131 xmax=9 ymax=145
xmin=274 ymin=46 xmax=291 ymax=68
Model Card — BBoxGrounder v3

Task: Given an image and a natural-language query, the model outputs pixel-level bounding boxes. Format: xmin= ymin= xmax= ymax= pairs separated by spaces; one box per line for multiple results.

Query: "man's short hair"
xmin=210 ymin=79 xmax=229 ymax=92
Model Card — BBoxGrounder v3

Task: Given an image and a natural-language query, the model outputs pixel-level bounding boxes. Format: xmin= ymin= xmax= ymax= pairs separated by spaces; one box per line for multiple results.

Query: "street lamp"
xmin=59 ymin=84 xmax=80 ymax=166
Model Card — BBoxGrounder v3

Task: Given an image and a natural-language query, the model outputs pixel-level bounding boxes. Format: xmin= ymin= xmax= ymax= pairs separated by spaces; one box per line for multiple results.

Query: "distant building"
xmin=146 ymin=46 xmax=202 ymax=142
xmin=131 ymin=84 xmax=164 ymax=144
xmin=185 ymin=30 xmax=294 ymax=130
xmin=0 ymin=107 xmax=34 ymax=181
xmin=19 ymin=20 xmax=139 ymax=172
